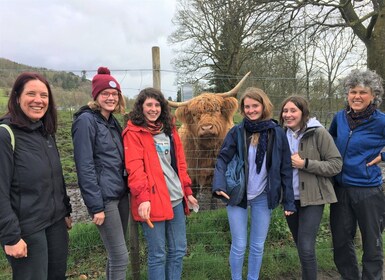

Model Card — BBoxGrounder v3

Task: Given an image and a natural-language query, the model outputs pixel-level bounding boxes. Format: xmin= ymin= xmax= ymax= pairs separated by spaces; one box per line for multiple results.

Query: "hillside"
xmin=0 ymin=58 xmax=92 ymax=109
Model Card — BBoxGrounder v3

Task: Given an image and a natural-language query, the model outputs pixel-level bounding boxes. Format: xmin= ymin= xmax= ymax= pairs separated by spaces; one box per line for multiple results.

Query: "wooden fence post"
xmin=152 ymin=46 xmax=161 ymax=90
xmin=129 ymin=209 xmax=141 ymax=279
xmin=129 ymin=46 xmax=162 ymax=279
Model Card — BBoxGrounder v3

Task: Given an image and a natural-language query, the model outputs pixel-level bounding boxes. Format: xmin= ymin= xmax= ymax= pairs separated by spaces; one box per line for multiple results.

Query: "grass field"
xmin=0 ymin=206 xmax=343 ymax=280
xmin=0 ymin=91 xmax=365 ymax=279
xmin=0 ymin=89 xmax=8 ymax=110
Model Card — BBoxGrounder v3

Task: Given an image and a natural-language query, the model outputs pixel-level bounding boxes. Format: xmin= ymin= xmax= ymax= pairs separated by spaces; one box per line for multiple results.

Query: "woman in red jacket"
xmin=123 ymin=87 xmax=198 ymax=280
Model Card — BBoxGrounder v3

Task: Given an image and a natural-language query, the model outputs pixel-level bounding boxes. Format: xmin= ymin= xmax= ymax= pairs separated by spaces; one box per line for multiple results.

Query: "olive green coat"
xmin=297 ymin=126 xmax=342 ymax=206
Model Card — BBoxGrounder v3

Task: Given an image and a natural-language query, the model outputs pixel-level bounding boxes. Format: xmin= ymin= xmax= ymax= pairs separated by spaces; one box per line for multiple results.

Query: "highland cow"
xmin=168 ymin=72 xmax=250 ymax=208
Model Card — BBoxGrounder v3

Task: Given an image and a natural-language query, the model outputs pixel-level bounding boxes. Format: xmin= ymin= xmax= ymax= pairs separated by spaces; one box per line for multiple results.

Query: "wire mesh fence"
xmin=0 ymin=205 xmax=336 ymax=280
xmin=0 ymin=69 xmax=380 ymax=279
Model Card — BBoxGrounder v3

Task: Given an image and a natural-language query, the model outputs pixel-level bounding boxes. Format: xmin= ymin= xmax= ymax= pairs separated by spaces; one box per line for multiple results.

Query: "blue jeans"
xmin=227 ymin=192 xmax=272 ymax=280
xmin=96 ymin=194 xmax=129 ymax=280
xmin=286 ymin=200 xmax=324 ymax=280
xmin=142 ymin=202 xmax=187 ymax=280
xmin=6 ymin=218 xmax=69 ymax=280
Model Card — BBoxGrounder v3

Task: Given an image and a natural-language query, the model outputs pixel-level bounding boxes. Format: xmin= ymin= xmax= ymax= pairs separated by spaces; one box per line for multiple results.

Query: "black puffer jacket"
xmin=0 ymin=117 xmax=71 ymax=246
xmin=71 ymin=106 xmax=127 ymax=214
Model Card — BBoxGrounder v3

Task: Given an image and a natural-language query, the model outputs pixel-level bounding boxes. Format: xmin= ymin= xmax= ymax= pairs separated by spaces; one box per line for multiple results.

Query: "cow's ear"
xmin=221 ymin=97 xmax=238 ymax=118
xmin=174 ymin=107 xmax=188 ymax=123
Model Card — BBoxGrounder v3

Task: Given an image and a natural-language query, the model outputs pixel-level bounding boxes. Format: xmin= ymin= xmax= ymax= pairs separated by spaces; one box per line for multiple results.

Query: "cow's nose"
xmin=201 ymin=125 xmax=213 ymax=131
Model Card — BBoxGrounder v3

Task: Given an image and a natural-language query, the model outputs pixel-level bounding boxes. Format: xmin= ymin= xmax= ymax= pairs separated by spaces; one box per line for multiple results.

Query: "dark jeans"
xmin=6 ymin=218 xmax=69 ymax=280
xmin=286 ymin=200 xmax=324 ymax=280
xmin=330 ymin=186 xmax=385 ymax=280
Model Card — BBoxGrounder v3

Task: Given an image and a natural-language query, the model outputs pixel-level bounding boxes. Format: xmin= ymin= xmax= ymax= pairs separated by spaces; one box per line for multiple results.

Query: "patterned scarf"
xmin=345 ymin=103 xmax=376 ymax=130
xmin=145 ymin=120 xmax=164 ymax=135
xmin=244 ymin=118 xmax=276 ymax=174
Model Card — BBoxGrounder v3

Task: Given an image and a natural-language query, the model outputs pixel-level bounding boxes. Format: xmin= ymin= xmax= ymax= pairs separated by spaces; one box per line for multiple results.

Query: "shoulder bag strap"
xmin=237 ymin=127 xmax=244 ymax=161
xmin=0 ymin=124 xmax=15 ymax=151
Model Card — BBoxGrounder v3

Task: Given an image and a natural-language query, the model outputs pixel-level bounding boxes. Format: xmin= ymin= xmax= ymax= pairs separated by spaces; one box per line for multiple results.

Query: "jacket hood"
xmin=73 ymin=105 xmax=93 ymax=120
xmin=286 ymin=117 xmax=323 ymax=140
xmin=306 ymin=117 xmax=323 ymax=130
xmin=0 ymin=115 xmax=11 ymax=125
xmin=299 ymin=117 xmax=323 ymax=139
xmin=124 ymin=120 xmax=148 ymax=133
xmin=0 ymin=115 xmax=43 ymax=132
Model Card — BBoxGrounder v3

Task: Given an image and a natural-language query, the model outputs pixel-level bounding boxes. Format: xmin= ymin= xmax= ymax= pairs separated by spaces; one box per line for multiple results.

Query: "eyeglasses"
xmin=100 ymin=91 xmax=119 ymax=98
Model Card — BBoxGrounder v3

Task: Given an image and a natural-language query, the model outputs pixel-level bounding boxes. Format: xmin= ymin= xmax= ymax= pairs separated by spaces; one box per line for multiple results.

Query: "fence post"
xmin=128 ymin=46 xmax=161 ymax=279
xmin=152 ymin=46 xmax=161 ymax=90
xmin=129 ymin=211 xmax=141 ymax=279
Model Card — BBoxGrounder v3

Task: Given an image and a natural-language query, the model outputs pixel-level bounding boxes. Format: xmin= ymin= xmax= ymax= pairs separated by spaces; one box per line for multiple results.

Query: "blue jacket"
xmin=72 ymin=106 xmax=127 ymax=214
xmin=329 ymin=109 xmax=385 ymax=188
xmin=212 ymin=120 xmax=295 ymax=211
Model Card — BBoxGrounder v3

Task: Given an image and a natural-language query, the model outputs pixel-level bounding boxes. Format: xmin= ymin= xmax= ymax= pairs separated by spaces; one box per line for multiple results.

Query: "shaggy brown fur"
xmin=174 ymin=93 xmax=238 ymax=187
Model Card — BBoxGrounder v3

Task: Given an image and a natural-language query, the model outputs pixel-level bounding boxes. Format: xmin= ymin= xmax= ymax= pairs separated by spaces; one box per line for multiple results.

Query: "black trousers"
xmin=7 ymin=218 xmax=69 ymax=280
xmin=286 ymin=200 xmax=324 ymax=280
xmin=330 ymin=186 xmax=385 ymax=280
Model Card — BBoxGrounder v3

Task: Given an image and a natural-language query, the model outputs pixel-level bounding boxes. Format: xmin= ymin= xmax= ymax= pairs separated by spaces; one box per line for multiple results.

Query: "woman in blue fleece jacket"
xmin=329 ymin=69 xmax=385 ymax=280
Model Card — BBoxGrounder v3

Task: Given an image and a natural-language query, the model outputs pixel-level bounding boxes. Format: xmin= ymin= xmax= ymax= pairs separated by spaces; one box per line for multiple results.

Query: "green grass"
xmin=0 ymin=89 xmax=8 ymax=113
xmin=0 ymin=103 xmax=356 ymax=279
xmin=0 ymin=207 xmax=342 ymax=279
xmin=0 ymin=204 xmax=380 ymax=279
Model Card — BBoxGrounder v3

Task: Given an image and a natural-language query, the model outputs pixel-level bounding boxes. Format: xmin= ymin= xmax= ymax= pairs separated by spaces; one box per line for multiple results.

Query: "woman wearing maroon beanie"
xmin=72 ymin=67 xmax=129 ymax=280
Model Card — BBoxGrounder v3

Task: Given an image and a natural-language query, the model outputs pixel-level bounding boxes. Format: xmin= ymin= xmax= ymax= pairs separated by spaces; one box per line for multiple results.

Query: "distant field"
xmin=0 ymin=89 xmax=8 ymax=110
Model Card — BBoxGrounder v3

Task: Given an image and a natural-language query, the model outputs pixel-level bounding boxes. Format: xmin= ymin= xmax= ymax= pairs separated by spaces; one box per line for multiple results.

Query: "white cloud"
xmin=0 ymin=0 xmax=179 ymax=99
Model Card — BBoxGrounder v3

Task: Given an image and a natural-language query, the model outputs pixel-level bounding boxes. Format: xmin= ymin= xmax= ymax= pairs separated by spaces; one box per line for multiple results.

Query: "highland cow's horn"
xmin=217 ymin=71 xmax=251 ymax=98
xmin=168 ymin=71 xmax=251 ymax=108
xmin=168 ymin=99 xmax=191 ymax=108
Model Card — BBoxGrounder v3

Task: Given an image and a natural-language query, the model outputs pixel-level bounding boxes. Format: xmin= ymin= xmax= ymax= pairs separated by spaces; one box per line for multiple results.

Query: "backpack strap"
xmin=0 ymin=124 xmax=15 ymax=152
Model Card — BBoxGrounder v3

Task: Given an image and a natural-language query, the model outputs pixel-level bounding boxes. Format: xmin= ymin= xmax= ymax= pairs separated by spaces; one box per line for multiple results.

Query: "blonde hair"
xmin=87 ymin=93 xmax=126 ymax=114
xmin=239 ymin=87 xmax=273 ymax=146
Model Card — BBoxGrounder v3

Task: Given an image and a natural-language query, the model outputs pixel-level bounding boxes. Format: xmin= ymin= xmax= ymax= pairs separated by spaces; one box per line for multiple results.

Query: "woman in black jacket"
xmin=0 ymin=72 xmax=72 ymax=280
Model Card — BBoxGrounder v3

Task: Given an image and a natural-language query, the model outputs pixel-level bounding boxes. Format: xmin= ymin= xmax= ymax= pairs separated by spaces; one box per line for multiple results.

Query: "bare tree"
xmin=315 ymin=29 xmax=359 ymax=110
xmin=169 ymin=0 xmax=381 ymax=110
xmin=278 ymin=0 xmax=385 ymax=109
xmin=169 ymin=0 xmax=289 ymax=90
xmin=241 ymin=48 xmax=303 ymax=107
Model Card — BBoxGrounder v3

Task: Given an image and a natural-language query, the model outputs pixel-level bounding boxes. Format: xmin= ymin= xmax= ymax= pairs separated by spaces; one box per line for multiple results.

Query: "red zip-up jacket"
xmin=122 ymin=121 xmax=193 ymax=222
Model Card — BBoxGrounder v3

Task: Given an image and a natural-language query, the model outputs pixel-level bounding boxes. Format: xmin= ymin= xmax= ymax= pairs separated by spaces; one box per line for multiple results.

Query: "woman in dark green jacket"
xmin=280 ymin=96 xmax=342 ymax=280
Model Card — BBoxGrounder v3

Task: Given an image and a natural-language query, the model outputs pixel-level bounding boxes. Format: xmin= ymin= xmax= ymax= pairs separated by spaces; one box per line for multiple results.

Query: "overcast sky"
xmin=0 ymin=0 xmax=180 ymax=99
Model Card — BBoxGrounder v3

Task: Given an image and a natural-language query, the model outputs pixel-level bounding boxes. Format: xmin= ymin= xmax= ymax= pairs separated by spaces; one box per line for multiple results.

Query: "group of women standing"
xmin=72 ymin=67 xmax=198 ymax=280
xmin=0 ymin=67 xmax=198 ymax=280
xmin=1 ymin=67 xmax=385 ymax=280
xmin=213 ymin=68 xmax=385 ymax=280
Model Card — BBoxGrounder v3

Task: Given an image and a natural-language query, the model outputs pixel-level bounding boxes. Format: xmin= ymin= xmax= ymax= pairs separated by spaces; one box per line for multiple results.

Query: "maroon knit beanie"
xmin=91 ymin=67 xmax=121 ymax=100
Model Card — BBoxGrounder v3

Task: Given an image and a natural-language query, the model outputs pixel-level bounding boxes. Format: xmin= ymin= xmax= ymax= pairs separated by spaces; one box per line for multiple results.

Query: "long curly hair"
xmin=128 ymin=87 xmax=174 ymax=136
